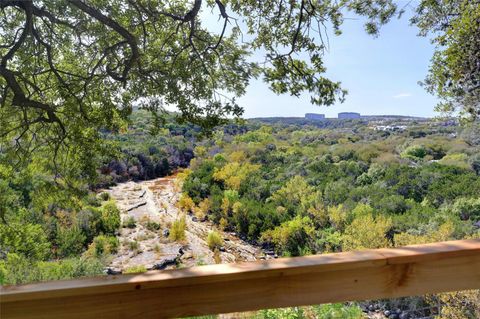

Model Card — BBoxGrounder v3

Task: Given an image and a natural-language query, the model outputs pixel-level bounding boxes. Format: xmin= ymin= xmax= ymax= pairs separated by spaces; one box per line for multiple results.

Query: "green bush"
xmin=261 ymin=217 xmax=315 ymax=257
xmin=56 ymin=226 xmax=87 ymax=258
xmin=401 ymin=145 xmax=427 ymax=160
xmin=76 ymin=207 xmax=102 ymax=242
xmin=470 ymin=153 xmax=480 ymax=175
xmin=101 ymin=201 xmax=121 ymax=234
xmin=99 ymin=192 xmax=111 ymax=201
xmin=86 ymin=235 xmax=119 ymax=258
xmin=124 ymin=265 xmax=147 ymax=274
xmin=206 ymin=231 xmax=223 ymax=251
xmin=127 ymin=240 xmax=140 ymax=251
xmin=123 ymin=216 xmax=136 ymax=229
xmin=450 ymin=198 xmax=480 ymax=221
xmin=169 ymin=216 xmax=187 ymax=241
xmin=145 ymin=220 xmax=161 ymax=232
xmin=0 ymin=253 xmax=104 ymax=285
xmin=0 ymin=223 xmax=51 ymax=260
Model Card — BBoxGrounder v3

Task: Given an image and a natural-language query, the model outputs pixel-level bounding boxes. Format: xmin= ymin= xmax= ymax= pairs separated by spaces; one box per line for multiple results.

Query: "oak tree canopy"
xmin=0 ymin=0 xmax=478 ymax=159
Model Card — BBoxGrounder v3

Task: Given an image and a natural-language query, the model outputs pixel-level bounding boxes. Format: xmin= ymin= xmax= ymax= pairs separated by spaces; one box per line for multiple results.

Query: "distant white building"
xmin=305 ymin=113 xmax=325 ymax=120
xmin=338 ymin=112 xmax=361 ymax=119
xmin=373 ymin=125 xmax=407 ymax=132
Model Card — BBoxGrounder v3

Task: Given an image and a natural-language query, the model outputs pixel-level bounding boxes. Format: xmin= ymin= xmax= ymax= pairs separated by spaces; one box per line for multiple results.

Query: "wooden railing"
xmin=1 ymin=239 xmax=479 ymax=319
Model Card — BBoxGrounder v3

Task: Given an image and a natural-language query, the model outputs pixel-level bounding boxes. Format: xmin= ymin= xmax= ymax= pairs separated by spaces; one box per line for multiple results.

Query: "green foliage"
xmin=0 ymin=0 xmax=402 ymax=167
xmin=213 ymin=162 xmax=261 ymax=191
xmin=183 ymin=120 xmax=480 ymax=261
xmin=0 ymin=253 xmax=104 ymax=285
xmin=169 ymin=216 xmax=187 ymax=242
xmin=76 ymin=207 xmax=103 ymax=242
xmin=257 ymin=303 xmax=364 ymax=319
xmin=439 ymin=153 xmax=470 ymax=170
xmin=450 ymin=198 xmax=480 ymax=221
xmin=261 ymin=217 xmax=315 ymax=256
xmin=99 ymin=192 xmax=111 ymax=201
xmin=56 ymin=226 xmax=87 ymax=258
xmin=124 ymin=265 xmax=147 ymax=274
xmin=101 ymin=201 xmax=121 ymax=234
xmin=0 ymin=223 xmax=51 ymax=260
xmin=268 ymin=176 xmax=316 ymax=216
xmin=343 ymin=214 xmax=393 ymax=251
xmin=123 ymin=216 xmax=137 ymax=229
xmin=145 ymin=221 xmax=161 ymax=232
xmin=470 ymin=153 xmax=480 ymax=175
xmin=86 ymin=235 xmax=119 ymax=258
xmin=206 ymin=231 xmax=224 ymax=251
xmin=401 ymin=145 xmax=427 ymax=160
xmin=416 ymin=0 xmax=480 ymax=118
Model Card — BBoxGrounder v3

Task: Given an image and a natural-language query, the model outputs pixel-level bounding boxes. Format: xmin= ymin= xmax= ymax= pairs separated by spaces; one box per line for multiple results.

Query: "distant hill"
xmin=248 ymin=115 xmax=430 ymax=128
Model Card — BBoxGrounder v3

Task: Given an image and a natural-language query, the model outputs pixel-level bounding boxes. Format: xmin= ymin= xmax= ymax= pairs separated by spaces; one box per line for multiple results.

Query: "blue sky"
xmin=237 ymin=13 xmax=439 ymax=118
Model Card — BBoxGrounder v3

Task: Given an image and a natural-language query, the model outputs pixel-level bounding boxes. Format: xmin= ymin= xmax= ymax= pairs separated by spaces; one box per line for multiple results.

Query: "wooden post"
xmin=1 ymin=239 xmax=479 ymax=319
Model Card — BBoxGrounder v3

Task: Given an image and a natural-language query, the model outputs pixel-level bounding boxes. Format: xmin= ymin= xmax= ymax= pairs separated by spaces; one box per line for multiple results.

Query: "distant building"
xmin=373 ymin=125 xmax=407 ymax=132
xmin=305 ymin=113 xmax=325 ymax=120
xmin=338 ymin=112 xmax=361 ymax=119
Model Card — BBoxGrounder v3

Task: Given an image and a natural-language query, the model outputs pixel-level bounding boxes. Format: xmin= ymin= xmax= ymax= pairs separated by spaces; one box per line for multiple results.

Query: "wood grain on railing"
xmin=1 ymin=239 xmax=479 ymax=319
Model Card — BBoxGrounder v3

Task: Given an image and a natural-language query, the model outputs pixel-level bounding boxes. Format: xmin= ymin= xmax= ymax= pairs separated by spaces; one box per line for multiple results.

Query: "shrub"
xmin=99 ymin=192 xmax=111 ymax=201
xmin=124 ymin=265 xmax=147 ymax=274
xmin=127 ymin=240 xmax=140 ymax=251
xmin=213 ymin=248 xmax=222 ymax=264
xmin=145 ymin=220 xmax=161 ymax=232
xmin=439 ymin=153 xmax=470 ymax=169
xmin=207 ymin=231 xmax=223 ymax=251
xmin=195 ymin=198 xmax=211 ymax=220
xmin=177 ymin=194 xmax=195 ymax=213
xmin=401 ymin=145 xmax=427 ymax=160
xmin=153 ymin=244 xmax=162 ymax=254
xmin=169 ymin=216 xmax=187 ymax=242
xmin=430 ymin=290 xmax=480 ymax=319
xmin=86 ymin=235 xmax=119 ymax=258
xmin=342 ymin=214 xmax=392 ymax=251
xmin=123 ymin=216 xmax=136 ymax=229
xmin=0 ymin=253 xmax=104 ymax=285
xmin=451 ymin=198 xmax=480 ymax=221
xmin=261 ymin=216 xmax=315 ymax=257
xmin=470 ymin=153 xmax=480 ymax=175
xmin=76 ymin=207 xmax=102 ymax=242
xmin=101 ymin=201 xmax=121 ymax=234
xmin=0 ymin=223 xmax=51 ymax=260
xmin=56 ymin=226 xmax=87 ymax=258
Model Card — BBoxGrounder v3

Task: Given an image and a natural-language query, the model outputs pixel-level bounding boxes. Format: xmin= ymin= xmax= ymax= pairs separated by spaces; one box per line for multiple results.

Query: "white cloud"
xmin=393 ymin=93 xmax=412 ymax=99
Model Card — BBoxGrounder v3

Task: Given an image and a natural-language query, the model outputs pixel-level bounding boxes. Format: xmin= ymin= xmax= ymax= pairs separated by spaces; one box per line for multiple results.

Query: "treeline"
xmin=97 ymin=111 xmax=249 ymax=186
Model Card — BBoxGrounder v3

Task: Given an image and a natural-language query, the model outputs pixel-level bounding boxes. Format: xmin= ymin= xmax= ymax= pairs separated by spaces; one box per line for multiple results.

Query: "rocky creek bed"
xmin=105 ymin=175 xmax=271 ymax=273
xmin=103 ymin=176 xmax=429 ymax=319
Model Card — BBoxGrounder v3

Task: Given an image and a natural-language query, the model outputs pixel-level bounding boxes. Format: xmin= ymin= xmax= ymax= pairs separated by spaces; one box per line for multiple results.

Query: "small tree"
xmin=56 ymin=226 xmax=86 ymax=258
xmin=169 ymin=216 xmax=187 ymax=242
xmin=261 ymin=216 xmax=315 ymax=257
xmin=101 ymin=201 xmax=121 ymax=234
xmin=85 ymin=235 xmax=119 ymax=258
xmin=342 ymin=214 xmax=392 ymax=251
xmin=177 ymin=194 xmax=195 ymax=214
xmin=207 ymin=231 xmax=224 ymax=251
xmin=401 ymin=145 xmax=427 ymax=161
